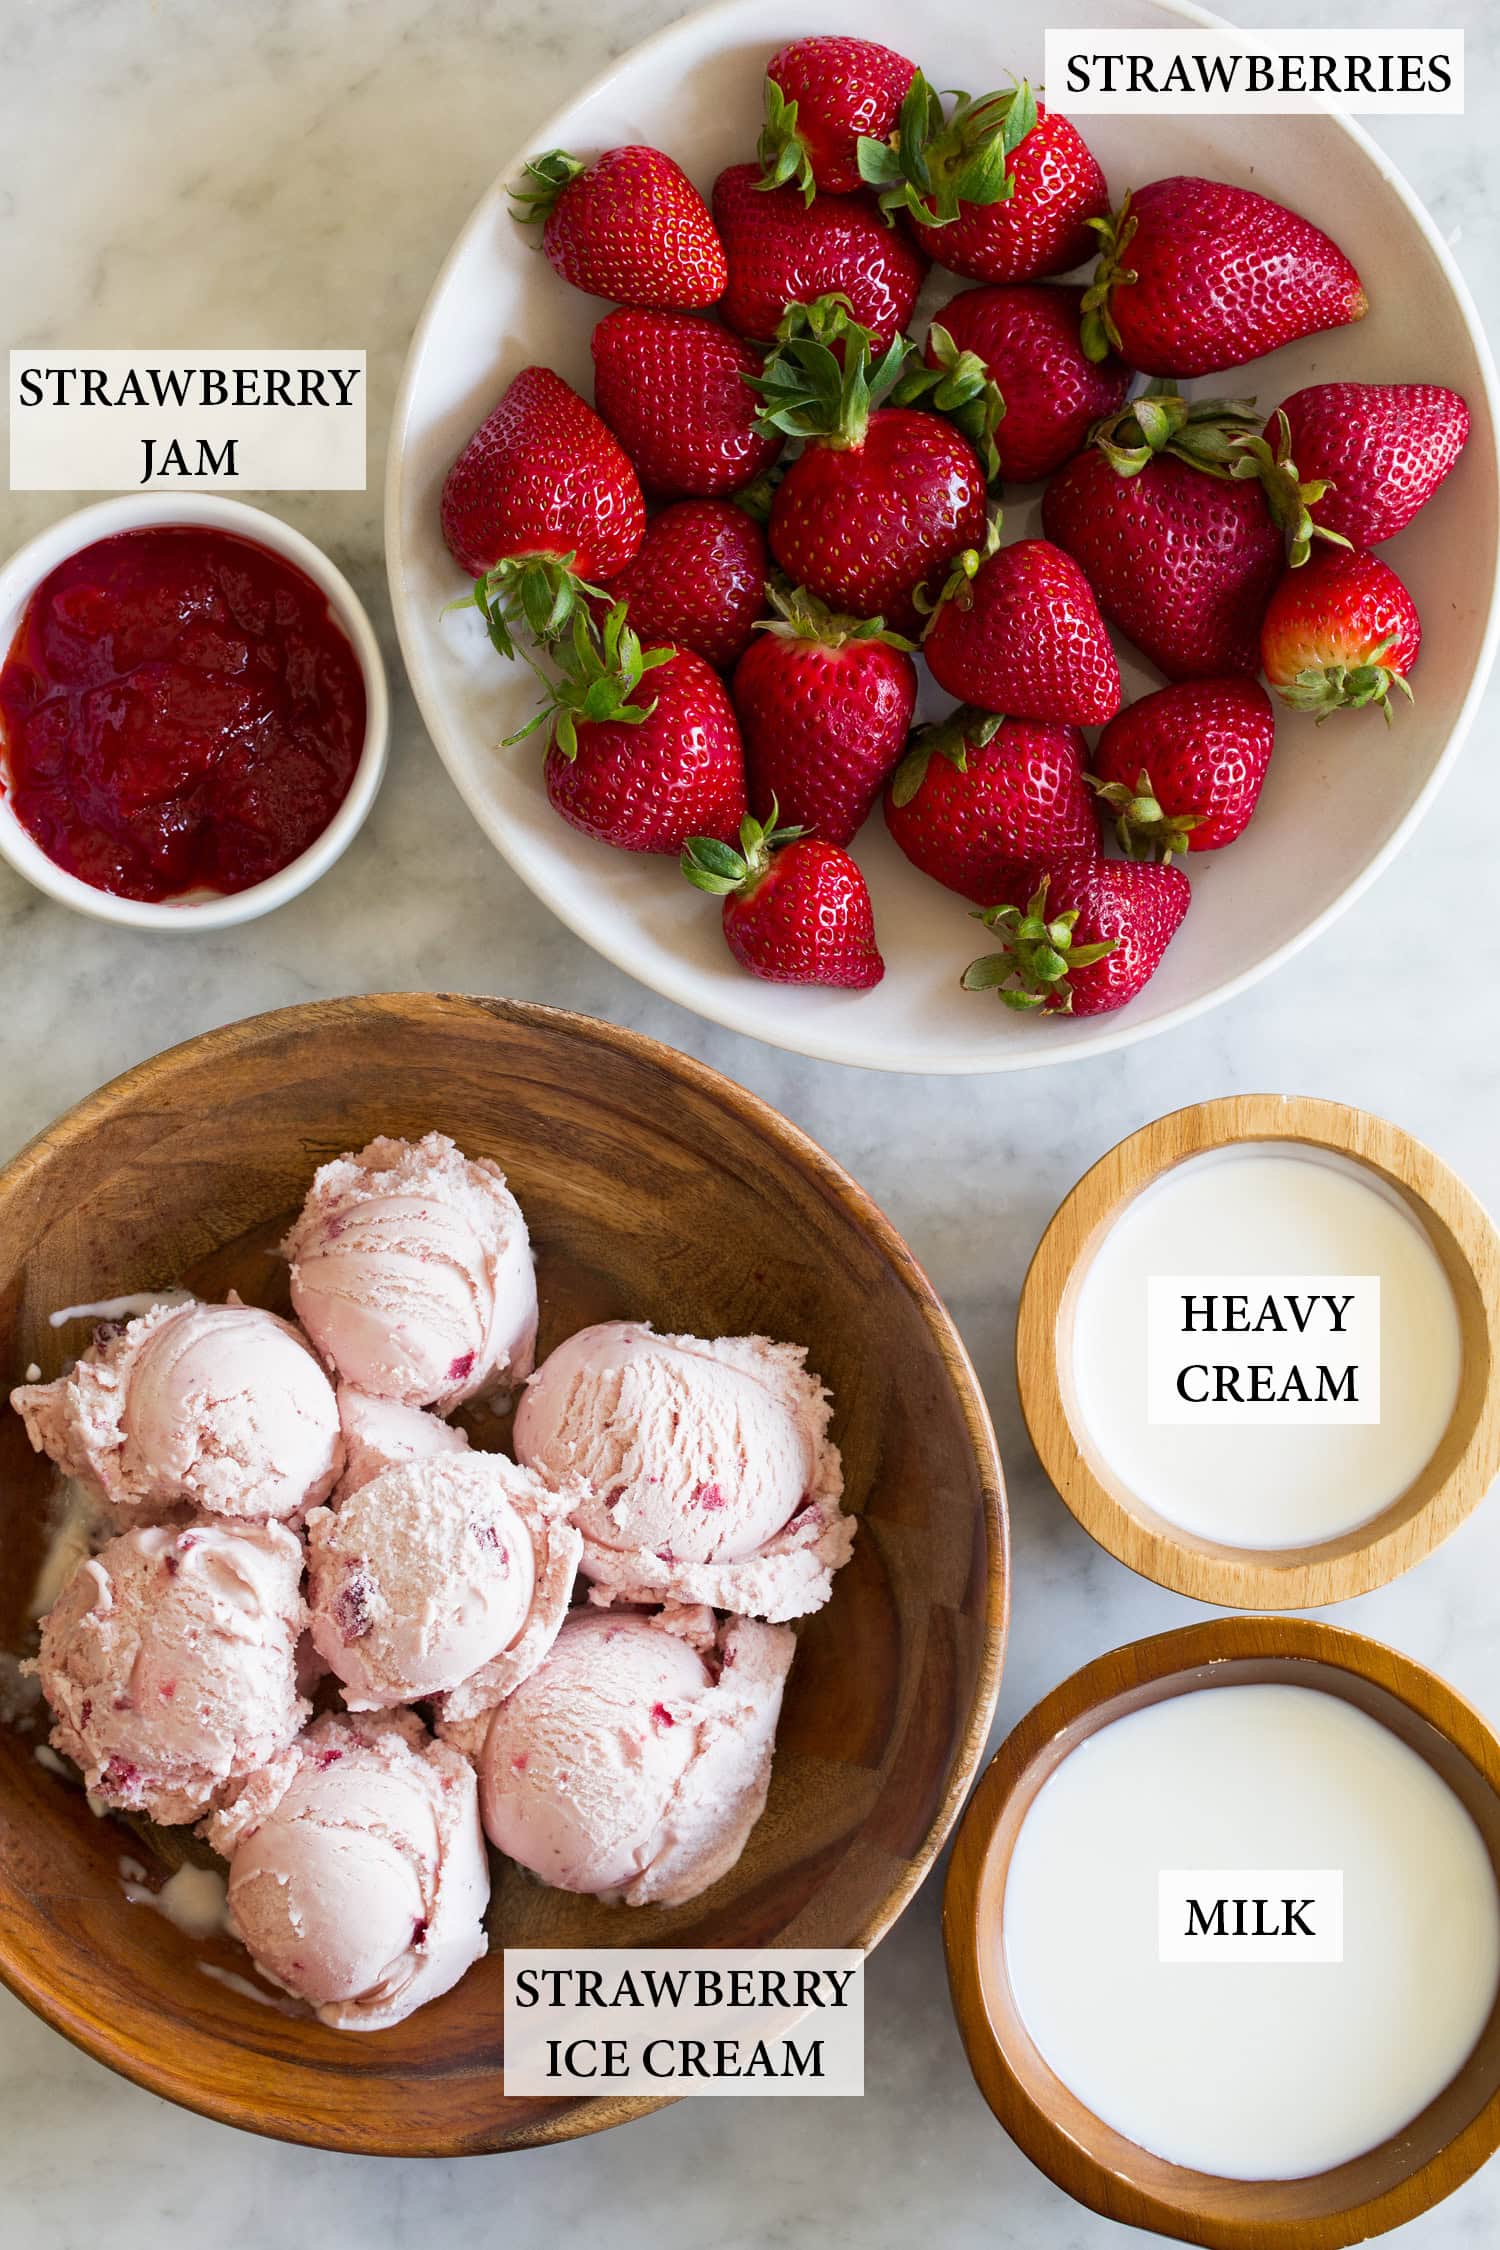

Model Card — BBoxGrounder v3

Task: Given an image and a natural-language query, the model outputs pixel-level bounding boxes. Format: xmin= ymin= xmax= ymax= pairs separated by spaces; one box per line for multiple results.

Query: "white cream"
xmin=1070 ymin=1145 xmax=1462 ymax=1547
xmin=1003 ymin=1684 xmax=1500 ymax=2180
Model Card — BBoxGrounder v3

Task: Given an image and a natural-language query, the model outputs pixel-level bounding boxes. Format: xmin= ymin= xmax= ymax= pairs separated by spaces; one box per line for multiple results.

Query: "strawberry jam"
xmin=0 ymin=526 xmax=366 ymax=901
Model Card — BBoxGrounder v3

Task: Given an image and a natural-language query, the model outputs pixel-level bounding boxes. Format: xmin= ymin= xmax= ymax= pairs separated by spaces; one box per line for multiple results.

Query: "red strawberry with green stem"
xmin=1081 ymin=178 xmax=1366 ymax=377
xmin=1041 ymin=389 xmax=1282 ymax=679
xmin=601 ymin=501 xmax=768 ymax=672
xmin=511 ymin=146 xmax=726 ymax=309
xmin=859 ymin=78 xmax=1108 ymax=284
xmin=713 ymin=163 xmax=927 ymax=348
xmin=442 ymin=367 xmax=645 ymax=653
xmin=758 ymin=37 xmax=917 ymax=200
xmin=733 ymin=582 xmax=917 ymax=845
xmin=923 ymin=529 xmax=1122 ymax=726
xmin=1260 ymin=548 xmax=1421 ymax=721
xmin=885 ymin=707 xmax=1098 ymax=902
xmin=682 ymin=804 xmax=884 ymax=989
xmin=747 ymin=295 xmax=998 ymax=630
xmin=928 ymin=284 xmax=1129 ymax=484
xmin=591 ymin=310 xmax=783 ymax=500
xmin=963 ymin=859 xmax=1189 ymax=1015
xmin=1255 ymin=382 xmax=1469 ymax=551
xmin=1090 ymin=678 xmax=1275 ymax=859
xmin=509 ymin=603 xmax=747 ymax=853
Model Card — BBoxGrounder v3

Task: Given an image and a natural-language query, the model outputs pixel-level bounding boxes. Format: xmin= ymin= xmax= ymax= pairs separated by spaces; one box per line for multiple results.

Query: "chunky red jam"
xmin=0 ymin=526 xmax=366 ymax=901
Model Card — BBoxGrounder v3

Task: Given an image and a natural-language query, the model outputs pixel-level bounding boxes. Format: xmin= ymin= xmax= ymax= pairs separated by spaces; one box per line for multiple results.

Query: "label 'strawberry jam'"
xmin=0 ymin=525 xmax=366 ymax=901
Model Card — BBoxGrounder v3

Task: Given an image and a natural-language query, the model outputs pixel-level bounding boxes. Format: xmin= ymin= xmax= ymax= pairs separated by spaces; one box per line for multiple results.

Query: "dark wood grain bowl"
xmin=0 ymin=993 xmax=1007 ymax=2155
xmin=944 ymin=1617 xmax=1500 ymax=2248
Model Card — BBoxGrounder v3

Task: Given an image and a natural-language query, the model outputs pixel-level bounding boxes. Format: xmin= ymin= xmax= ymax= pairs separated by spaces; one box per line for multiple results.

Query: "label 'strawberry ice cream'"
xmin=513 ymin=1321 xmax=852 ymax=1620
xmin=11 ymin=1296 xmax=341 ymax=1523
xmin=282 ymin=1133 xmax=538 ymax=1410
xmin=33 ymin=1519 xmax=309 ymax=1825
xmin=305 ymin=1452 xmax=580 ymax=1710
xmin=476 ymin=1607 xmax=795 ymax=1907
xmin=206 ymin=1708 xmax=489 ymax=2032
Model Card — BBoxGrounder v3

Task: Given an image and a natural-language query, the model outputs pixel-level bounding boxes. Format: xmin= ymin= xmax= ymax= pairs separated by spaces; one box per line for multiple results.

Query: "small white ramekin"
xmin=0 ymin=492 xmax=389 ymax=930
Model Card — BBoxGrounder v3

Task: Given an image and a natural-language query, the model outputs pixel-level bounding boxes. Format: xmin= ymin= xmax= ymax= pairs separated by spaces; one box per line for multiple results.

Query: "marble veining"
xmin=2 ymin=1 xmax=1499 ymax=2243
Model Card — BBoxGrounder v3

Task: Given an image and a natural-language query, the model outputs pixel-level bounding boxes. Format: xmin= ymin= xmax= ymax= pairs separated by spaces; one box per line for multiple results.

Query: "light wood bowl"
xmin=944 ymin=1616 xmax=1500 ymax=2249
xmin=0 ymin=993 xmax=1007 ymax=2155
xmin=1016 ymin=1095 xmax=1500 ymax=1610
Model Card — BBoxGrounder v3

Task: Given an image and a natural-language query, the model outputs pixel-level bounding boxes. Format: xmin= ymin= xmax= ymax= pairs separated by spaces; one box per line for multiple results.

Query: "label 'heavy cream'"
xmin=1070 ymin=1145 xmax=1462 ymax=1547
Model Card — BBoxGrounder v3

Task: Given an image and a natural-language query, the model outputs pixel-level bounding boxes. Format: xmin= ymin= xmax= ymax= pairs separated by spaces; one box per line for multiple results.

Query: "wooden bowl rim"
xmin=0 ymin=991 xmax=1010 ymax=2153
xmin=1015 ymin=1093 xmax=1500 ymax=1609
xmin=942 ymin=1614 xmax=1500 ymax=2249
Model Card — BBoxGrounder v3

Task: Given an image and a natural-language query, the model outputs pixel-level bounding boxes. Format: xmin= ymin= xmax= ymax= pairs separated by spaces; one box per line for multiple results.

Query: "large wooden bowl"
xmin=0 ymin=994 xmax=1007 ymax=2154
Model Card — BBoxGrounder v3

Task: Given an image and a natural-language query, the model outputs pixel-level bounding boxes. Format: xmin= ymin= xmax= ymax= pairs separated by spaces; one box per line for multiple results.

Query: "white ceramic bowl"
xmin=388 ymin=0 xmax=1500 ymax=1074
xmin=0 ymin=492 xmax=389 ymax=930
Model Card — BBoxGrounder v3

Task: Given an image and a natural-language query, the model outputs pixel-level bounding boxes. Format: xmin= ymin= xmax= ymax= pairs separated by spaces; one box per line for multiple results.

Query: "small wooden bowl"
xmin=0 ymin=993 xmax=1007 ymax=2155
xmin=944 ymin=1615 xmax=1500 ymax=2249
xmin=1016 ymin=1095 xmax=1500 ymax=1610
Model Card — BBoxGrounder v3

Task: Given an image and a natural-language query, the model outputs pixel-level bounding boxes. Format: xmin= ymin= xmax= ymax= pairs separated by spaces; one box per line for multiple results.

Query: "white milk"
xmin=1070 ymin=1145 xmax=1463 ymax=1547
xmin=1003 ymin=1684 xmax=1500 ymax=2180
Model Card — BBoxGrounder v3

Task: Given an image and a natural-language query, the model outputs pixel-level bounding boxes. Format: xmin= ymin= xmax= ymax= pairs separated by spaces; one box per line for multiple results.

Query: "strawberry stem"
xmin=1273 ymin=638 xmax=1416 ymax=723
xmin=509 ymin=148 xmax=588 ymax=228
xmin=1080 ymin=194 xmax=1139 ymax=363
xmin=466 ymin=550 xmax=606 ymax=663
xmin=756 ymin=76 xmax=817 ymax=205
xmin=755 ymin=577 xmax=915 ymax=651
xmin=1088 ymin=384 xmax=1262 ymax=481
xmin=890 ymin=705 xmax=1003 ymax=806
xmin=744 ymin=295 xmax=910 ymax=450
xmin=502 ymin=600 xmax=672 ymax=756
xmin=681 ymin=799 xmax=805 ymax=895
xmin=961 ymin=874 xmax=1116 ymax=1012
xmin=857 ymin=71 xmax=1037 ymax=227
xmin=1087 ymin=768 xmax=1204 ymax=862
xmin=1228 ymin=409 xmax=1353 ymax=568
xmin=894 ymin=323 xmax=1006 ymax=480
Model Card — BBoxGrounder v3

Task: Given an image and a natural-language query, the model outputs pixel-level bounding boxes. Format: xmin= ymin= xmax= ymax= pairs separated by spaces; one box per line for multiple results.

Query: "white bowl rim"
xmin=0 ymin=490 xmax=390 ymax=932
xmin=385 ymin=0 xmax=1500 ymax=1075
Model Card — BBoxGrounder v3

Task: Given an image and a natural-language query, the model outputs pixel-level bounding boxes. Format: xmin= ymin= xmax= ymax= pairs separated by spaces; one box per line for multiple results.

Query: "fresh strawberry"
xmin=928 ymin=284 xmax=1129 ymax=483
xmin=748 ymin=296 xmax=995 ymax=630
xmin=759 ymin=36 xmax=917 ymax=199
xmin=1263 ymin=383 xmax=1469 ymax=549
xmin=590 ymin=310 xmax=782 ymax=500
xmin=442 ymin=367 xmax=645 ymax=650
xmin=600 ymin=501 xmax=768 ymax=671
xmin=923 ymin=533 xmax=1122 ymax=725
xmin=963 ymin=858 xmax=1189 ymax=1015
xmin=884 ymin=707 xmax=1098 ymax=901
xmin=682 ymin=806 xmax=884 ymax=988
xmin=1091 ymin=678 xmax=1274 ymax=858
xmin=512 ymin=603 xmax=747 ymax=852
xmin=511 ymin=146 xmax=726 ymax=309
xmin=859 ymin=77 xmax=1108 ymax=283
xmin=713 ymin=163 xmax=926 ymax=348
xmin=1041 ymin=390 xmax=1281 ymax=679
xmin=733 ymin=583 xmax=916 ymax=845
xmin=1260 ymin=548 xmax=1421 ymax=720
xmin=1081 ymin=178 xmax=1366 ymax=377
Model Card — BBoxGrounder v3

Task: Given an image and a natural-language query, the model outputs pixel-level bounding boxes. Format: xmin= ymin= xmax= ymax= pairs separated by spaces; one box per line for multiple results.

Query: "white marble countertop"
xmin=2 ymin=1 xmax=1497 ymax=2243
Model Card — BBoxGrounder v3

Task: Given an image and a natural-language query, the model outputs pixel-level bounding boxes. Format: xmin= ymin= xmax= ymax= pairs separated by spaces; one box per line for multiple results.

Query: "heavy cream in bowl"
xmin=1069 ymin=1145 xmax=1463 ymax=1549
xmin=1002 ymin=1682 xmax=1500 ymax=2180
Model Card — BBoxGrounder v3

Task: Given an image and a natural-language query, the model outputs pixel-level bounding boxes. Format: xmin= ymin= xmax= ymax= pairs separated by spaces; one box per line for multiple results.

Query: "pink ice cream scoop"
xmin=513 ymin=1322 xmax=852 ymax=1621
xmin=206 ymin=1708 xmax=489 ymax=2032
xmin=11 ymin=1297 xmax=341 ymax=1523
xmin=33 ymin=1519 xmax=308 ymax=1825
xmin=333 ymin=1386 xmax=468 ymax=1500
xmin=477 ymin=1607 xmax=795 ymax=1906
xmin=305 ymin=1452 xmax=580 ymax=1710
xmin=283 ymin=1133 xmax=537 ymax=1411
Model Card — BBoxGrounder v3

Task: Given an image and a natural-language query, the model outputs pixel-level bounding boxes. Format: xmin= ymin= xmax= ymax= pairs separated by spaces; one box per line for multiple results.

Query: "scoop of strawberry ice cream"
xmin=512 ymin=1322 xmax=851 ymax=1620
xmin=283 ymin=1133 xmax=537 ymax=1411
xmin=206 ymin=1708 xmax=489 ymax=2032
xmin=305 ymin=1452 xmax=580 ymax=1710
xmin=11 ymin=1297 xmax=341 ymax=1523
xmin=33 ymin=1519 xmax=308 ymax=1825
xmin=334 ymin=1386 xmax=468 ymax=1500
xmin=476 ymin=1608 xmax=795 ymax=1906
